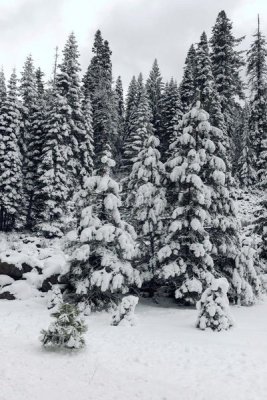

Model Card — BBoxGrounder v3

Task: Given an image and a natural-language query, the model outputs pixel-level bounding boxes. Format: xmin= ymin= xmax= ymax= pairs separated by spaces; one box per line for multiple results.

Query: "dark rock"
xmin=0 ymin=291 xmax=15 ymax=300
xmin=21 ymin=263 xmax=33 ymax=274
xmin=0 ymin=261 xmax=22 ymax=279
xmin=41 ymin=274 xmax=59 ymax=292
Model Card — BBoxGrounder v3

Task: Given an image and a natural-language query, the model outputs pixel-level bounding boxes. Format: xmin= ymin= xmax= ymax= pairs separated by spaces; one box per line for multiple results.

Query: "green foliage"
xmin=40 ymin=302 xmax=87 ymax=349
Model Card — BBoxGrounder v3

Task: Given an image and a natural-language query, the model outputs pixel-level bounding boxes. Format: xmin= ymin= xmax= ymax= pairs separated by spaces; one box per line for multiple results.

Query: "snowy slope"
xmin=0 ymin=297 xmax=267 ymax=400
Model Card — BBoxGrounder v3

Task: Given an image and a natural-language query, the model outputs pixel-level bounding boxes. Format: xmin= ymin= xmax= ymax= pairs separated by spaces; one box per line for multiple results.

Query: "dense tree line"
xmin=0 ymin=11 xmax=266 ymax=308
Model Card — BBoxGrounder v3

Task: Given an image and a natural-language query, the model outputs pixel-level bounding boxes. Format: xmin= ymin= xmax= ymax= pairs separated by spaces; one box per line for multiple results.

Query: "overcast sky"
xmin=0 ymin=0 xmax=266 ymax=89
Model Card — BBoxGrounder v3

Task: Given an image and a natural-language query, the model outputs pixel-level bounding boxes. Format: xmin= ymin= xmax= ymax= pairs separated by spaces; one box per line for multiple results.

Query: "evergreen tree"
xmin=124 ymin=75 xmax=138 ymax=144
xmin=180 ymin=44 xmax=196 ymax=112
xmin=35 ymin=67 xmax=45 ymax=96
xmin=123 ymin=77 xmax=152 ymax=172
xmin=56 ymin=32 xmax=85 ymax=185
xmin=68 ymin=147 xmax=141 ymax=310
xmin=35 ymin=90 xmax=71 ymax=237
xmin=20 ymin=55 xmax=39 ymax=226
xmin=0 ymin=70 xmax=24 ymax=231
xmin=146 ymin=59 xmax=163 ymax=139
xmin=25 ymin=68 xmax=47 ymax=228
xmin=158 ymin=104 xmax=215 ymax=303
xmin=237 ymin=105 xmax=256 ymax=187
xmin=111 ymin=295 xmax=138 ymax=326
xmin=83 ymin=30 xmax=116 ymax=165
xmin=247 ymin=16 xmax=267 ymax=180
xmin=196 ymin=278 xmax=234 ymax=331
xmin=159 ymin=102 xmax=260 ymax=304
xmin=79 ymin=93 xmax=94 ymax=184
xmin=126 ymin=135 xmax=167 ymax=279
xmin=210 ymin=11 xmax=245 ymax=127
xmin=0 ymin=67 xmax=7 ymax=110
xmin=161 ymin=79 xmax=182 ymax=161
xmin=114 ymin=76 xmax=125 ymax=166
xmin=40 ymin=302 xmax=87 ymax=349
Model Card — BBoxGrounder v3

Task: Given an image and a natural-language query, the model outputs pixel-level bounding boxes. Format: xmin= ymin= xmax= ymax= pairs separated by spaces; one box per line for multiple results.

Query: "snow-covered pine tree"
xmin=191 ymin=103 xmax=260 ymax=305
xmin=124 ymin=75 xmax=138 ymax=145
xmin=79 ymin=93 xmax=94 ymax=185
xmin=180 ymin=44 xmax=196 ymax=113
xmin=0 ymin=67 xmax=7 ymax=110
xmin=237 ymin=105 xmax=257 ymax=187
xmin=160 ymin=102 xmax=261 ymax=304
xmin=40 ymin=302 xmax=87 ymax=349
xmin=146 ymin=59 xmax=163 ymax=139
xmin=35 ymin=89 xmax=71 ymax=237
xmin=158 ymin=103 xmax=215 ymax=303
xmin=160 ymin=78 xmax=182 ymax=162
xmin=0 ymin=70 xmax=24 ymax=231
xmin=126 ymin=134 xmax=167 ymax=282
xmin=111 ymin=295 xmax=139 ymax=326
xmin=114 ymin=76 xmax=125 ymax=167
xmin=196 ymin=278 xmax=234 ymax=331
xmin=210 ymin=11 xmax=245 ymax=130
xmin=83 ymin=30 xmax=116 ymax=166
xmin=56 ymin=32 xmax=87 ymax=188
xmin=247 ymin=16 xmax=267 ymax=181
xmin=67 ymin=145 xmax=141 ymax=310
xmin=19 ymin=55 xmax=39 ymax=227
xmin=123 ymin=77 xmax=152 ymax=172
xmin=255 ymin=194 xmax=267 ymax=269
xmin=234 ymin=237 xmax=263 ymax=305
xmin=35 ymin=67 xmax=45 ymax=96
xmin=25 ymin=68 xmax=47 ymax=228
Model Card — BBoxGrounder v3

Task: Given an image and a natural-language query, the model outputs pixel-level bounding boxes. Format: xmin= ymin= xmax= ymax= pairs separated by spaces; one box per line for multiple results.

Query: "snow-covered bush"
xmin=111 ymin=295 xmax=139 ymax=326
xmin=47 ymin=286 xmax=63 ymax=310
xmin=196 ymin=278 xmax=234 ymax=331
xmin=232 ymin=237 xmax=263 ymax=305
xmin=40 ymin=302 xmax=87 ymax=349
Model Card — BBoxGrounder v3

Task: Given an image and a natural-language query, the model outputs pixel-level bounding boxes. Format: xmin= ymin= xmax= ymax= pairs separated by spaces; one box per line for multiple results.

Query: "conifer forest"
xmin=0 ymin=4 xmax=267 ymax=400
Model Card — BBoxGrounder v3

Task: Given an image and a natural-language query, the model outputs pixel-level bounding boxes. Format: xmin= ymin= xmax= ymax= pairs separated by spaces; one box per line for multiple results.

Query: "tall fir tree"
xmin=146 ymin=59 xmax=163 ymax=139
xmin=126 ymin=133 xmax=167 ymax=282
xmin=124 ymin=75 xmax=138 ymax=143
xmin=0 ymin=70 xmax=24 ymax=231
xmin=158 ymin=102 xmax=261 ymax=304
xmin=56 ymin=32 xmax=85 ymax=186
xmin=20 ymin=55 xmax=39 ymax=227
xmin=210 ymin=11 xmax=245 ymax=128
xmin=67 ymin=146 xmax=141 ymax=310
xmin=35 ymin=67 xmax=45 ymax=96
xmin=160 ymin=79 xmax=183 ymax=161
xmin=180 ymin=44 xmax=196 ymax=113
xmin=0 ymin=67 xmax=7 ymax=110
xmin=122 ymin=76 xmax=152 ymax=172
xmin=247 ymin=16 xmax=267 ymax=182
xmin=83 ymin=30 xmax=116 ymax=165
xmin=114 ymin=76 xmax=125 ymax=167
xmin=237 ymin=104 xmax=256 ymax=187
xmin=35 ymin=89 xmax=71 ymax=237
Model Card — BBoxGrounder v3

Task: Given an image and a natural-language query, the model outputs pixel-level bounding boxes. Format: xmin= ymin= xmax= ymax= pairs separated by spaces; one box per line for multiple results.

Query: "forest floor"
xmin=1 ymin=296 xmax=267 ymax=400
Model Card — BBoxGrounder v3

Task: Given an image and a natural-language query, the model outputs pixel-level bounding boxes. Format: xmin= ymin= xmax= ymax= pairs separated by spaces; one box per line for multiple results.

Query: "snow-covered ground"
xmin=1 ymin=297 xmax=267 ymax=400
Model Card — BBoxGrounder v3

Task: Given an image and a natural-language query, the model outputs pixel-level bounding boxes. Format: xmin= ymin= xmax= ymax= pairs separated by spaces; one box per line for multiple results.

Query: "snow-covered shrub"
xmin=196 ymin=278 xmax=234 ymax=331
xmin=40 ymin=302 xmax=87 ymax=349
xmin=111 ymin=295 xmax=139 ymax=326
xmin=47 ymin=286 xmax=63 ymax=310
xmin=233 ymin=237 xmax=263 ymax=305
